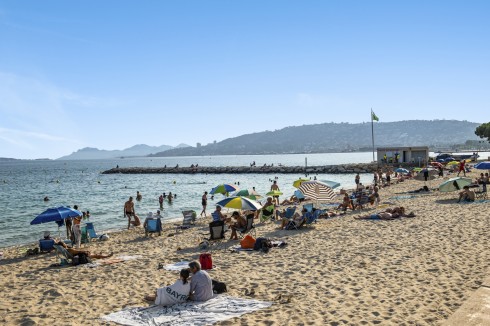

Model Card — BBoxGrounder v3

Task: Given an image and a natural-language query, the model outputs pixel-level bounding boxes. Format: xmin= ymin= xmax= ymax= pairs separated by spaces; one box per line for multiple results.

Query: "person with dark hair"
xmin=229 ymin=211 xmax=247 ymax=240
xmin=458 ymin=186 xmax=475 ymax=202
xmin=145 ymin=268 xmax=191 ymax=305
xmin=200 ymin=191 xmax=208 ymax=217
xmin=55 ymin=240 xmax=112 ymax=259
xmin=124 ymin=196 xmax=140 ymax=229
xmin=188 ymin=261 xmax=213 ymax=301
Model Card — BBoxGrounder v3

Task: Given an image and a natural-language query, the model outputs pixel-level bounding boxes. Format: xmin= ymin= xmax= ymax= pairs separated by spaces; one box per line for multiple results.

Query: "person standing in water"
xmin=200 ymin=191 xmax=208 ymax=217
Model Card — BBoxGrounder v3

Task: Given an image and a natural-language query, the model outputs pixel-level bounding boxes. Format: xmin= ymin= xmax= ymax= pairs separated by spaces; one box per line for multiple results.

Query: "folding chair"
xmin=53 ymin=244 xmax=73 ymax=265
xmin=85 ymin=222 xmax=98 ymax=241
xmin=39 ymin=239 xmax=55 ymax=253
xmin=259 ymin=205 xmax=275 ymax=223
xmin=201 ymin=220 xmax=226 ymax=250
xmin=145 ymin=217 xmax=163 ymax=236
xmin=80 ymin=226 xmax=89 ymax=244
xmin=238 ymin=214 xmax=256 ymax=239
xmin=304 ymin=210 xmax=320 ymax=226
xmin=303 ymin=203 xmax=314 ymax=213
xmin=475 ymin=184 xmax=487 ymax=200
xmin=175 ymin=211 xmax=196 ymax=232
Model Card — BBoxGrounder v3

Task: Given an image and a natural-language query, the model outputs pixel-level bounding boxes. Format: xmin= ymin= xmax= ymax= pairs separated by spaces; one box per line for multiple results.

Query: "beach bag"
xmin=240 ymin=235 xmax=256 ymax=249
xmin=199 ymin=253 xmax=212 ymax=270
xmin=212 ymin=279 xmax=227 ymax=294
xmin=254 ymin=237 xmax=272 ymax=252
xmin=78 ymin=252 xmax=92 ymax=265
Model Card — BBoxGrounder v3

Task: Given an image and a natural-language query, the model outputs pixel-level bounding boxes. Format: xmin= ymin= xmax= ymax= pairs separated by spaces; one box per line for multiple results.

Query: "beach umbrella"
xmin=414 ymin=170 xmax=438 ymax=181
xmin=320 ymin=180 xmax=341 ymax=189
xmin=298 ymin=181 xmax=335 ymax=201
xmin=30 ymin=206 xmax=82 ymax=225
xmin=233 ymin=189 xmax=263 ymax=200
xmin=395 ymin=168 xmax=410 ymax=174
xmin=266 ymin=190 xmax=283 ymax=196
xmin=446 ymin=161 xmax=459 ymax=166
xmin=438 ymin=177 xmax=472 ymax=193
xmin=216 ymin=196 xmax=262 ymax=211
xmin=475 ymin=161 xmax=490 ymax=170
xmin=292 ymin=178 xmax=310 ymax=188
xmin=210 ymin=184 xmax=239 ymax=195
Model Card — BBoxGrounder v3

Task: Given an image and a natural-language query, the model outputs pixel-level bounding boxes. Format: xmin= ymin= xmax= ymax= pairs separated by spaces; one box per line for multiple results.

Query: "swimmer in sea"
xmin=44 ymin=196 xmax=49 ymax=202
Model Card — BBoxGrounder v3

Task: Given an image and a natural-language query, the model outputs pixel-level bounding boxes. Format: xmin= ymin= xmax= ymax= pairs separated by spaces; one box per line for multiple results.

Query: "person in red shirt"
xmin=457 ymin=160 xmax=466 ymax=177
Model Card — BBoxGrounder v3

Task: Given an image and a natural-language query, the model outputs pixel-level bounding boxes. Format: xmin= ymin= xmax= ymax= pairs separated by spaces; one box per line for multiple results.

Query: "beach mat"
xmin=101 ymin=295 xmax=272 ymax=326
xmin=163 ymin=261 xmax=191 ymax=271
xmin=85 ymin=255 xmax=140 ymax=268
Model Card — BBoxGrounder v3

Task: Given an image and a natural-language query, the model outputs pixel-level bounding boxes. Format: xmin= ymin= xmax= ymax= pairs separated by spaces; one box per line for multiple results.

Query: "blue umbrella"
xmin=30 ymin=206 xmax=82 ymax=225
xmin=475 ymin=161 xmax=490 ymax=170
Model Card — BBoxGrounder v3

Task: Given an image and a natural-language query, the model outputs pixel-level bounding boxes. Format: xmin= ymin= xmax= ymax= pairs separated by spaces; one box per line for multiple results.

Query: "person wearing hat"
xmin=43 ymin=231 xmax=52 ymax=240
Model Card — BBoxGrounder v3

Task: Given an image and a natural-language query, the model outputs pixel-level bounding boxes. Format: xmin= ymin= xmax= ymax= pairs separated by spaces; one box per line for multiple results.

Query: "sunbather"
xmin=55 ymin=240 xmax=113 ymax=259
xmin=457 ymin=186 xmax=475 ymax=202
xmin=337 ymin=193 xmax=353 ymax=211
xmin=145 ymin=268 xmax=191 ymax=305
xmin=229 ymin=211 xmax=247 ymax=240
xmin=279 ymin=208 xmax=307 ymax=229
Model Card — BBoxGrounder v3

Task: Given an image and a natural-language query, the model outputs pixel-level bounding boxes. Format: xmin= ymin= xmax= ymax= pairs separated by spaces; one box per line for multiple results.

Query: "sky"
xmin=1 ymin=1 xmax=489 ymax=159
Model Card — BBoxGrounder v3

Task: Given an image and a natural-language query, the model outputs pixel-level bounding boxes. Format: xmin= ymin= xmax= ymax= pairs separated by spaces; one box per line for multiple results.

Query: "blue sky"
xmin=1 ymin=1 xmax=489 ymax=159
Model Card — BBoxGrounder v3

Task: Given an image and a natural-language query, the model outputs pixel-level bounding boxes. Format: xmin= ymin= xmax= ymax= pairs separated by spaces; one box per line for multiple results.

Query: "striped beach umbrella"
xmin=216 ymin=196 xmax=262 ymax=211
xmin=298 ymin=181 xmax=335 ymax=201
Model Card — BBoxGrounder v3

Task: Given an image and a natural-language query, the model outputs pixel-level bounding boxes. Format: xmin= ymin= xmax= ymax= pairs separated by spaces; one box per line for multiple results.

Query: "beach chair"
xmin=259 ymin=205 xmax=275 ymax=223
xmin=285 ymin=214 xmax=307 ymax=230
xmin=238 ymin=214 xmax=256 ymax=239
xmin=39 ymin=239 xmax=55 ymax=253
xmin=175 ymin=210 xmax=196 ymax=232
xmin=304 ymin=210 xmax=320 ymax=227
xmin=145 ymin=217 xmax=163 ymax=236
xmin=475 ymin=184 xmax=487 ymax=200
xmin=85 ymin=222 xmax=98 ymax=241
xmin=80 ymin=225 xmax=89 ymax=244
xmin=303 ymin=203 xmax=314 ymax=213
xmin=53 ymin=244 xmax=73 ymax=265
xmin=294 ymin=190 xmax=305 ymax=202
xmin=201 ymin=220 xmax=226 ymax=250
xmin=285 ymin=206 xmax=296 ymax=219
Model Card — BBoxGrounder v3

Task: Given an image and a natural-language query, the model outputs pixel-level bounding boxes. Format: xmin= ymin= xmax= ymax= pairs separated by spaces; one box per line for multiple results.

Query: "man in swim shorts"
xmin=124 ymin=196 xmax=140 ymax=229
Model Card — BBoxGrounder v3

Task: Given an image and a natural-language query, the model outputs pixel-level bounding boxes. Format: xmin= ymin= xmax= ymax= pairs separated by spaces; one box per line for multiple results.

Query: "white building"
xmin=377 ymin=146 xmax=429 ymax=165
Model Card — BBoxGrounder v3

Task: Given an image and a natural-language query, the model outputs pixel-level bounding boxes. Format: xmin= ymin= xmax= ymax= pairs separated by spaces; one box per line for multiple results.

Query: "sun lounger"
xmin=175 ymin=210 xmax=196 ymax=232
xmin=145 ymin=217 xmax=163 ymax=236
xmin=53 ymin=244 xmax=73 ymax=265
xmin=85 ymin=222 xmax=98 ymax=241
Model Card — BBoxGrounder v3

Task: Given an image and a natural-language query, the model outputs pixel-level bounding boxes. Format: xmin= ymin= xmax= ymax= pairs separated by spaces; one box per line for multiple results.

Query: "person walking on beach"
xmin=72 ymin=205 xmax=82 ymax=248
xmin=124 ymin=196 xmax=140 ymax=229
xmin=200 ymin=191 xmax=208 ymax=217
xmin=355 ymin=173 xmax=360 ymax=189
xmin=271 ymin=180 xmax=280 ymax=205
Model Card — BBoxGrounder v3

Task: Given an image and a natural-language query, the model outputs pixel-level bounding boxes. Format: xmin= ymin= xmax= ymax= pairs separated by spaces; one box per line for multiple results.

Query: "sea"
xmin=1 ymin=151 xmax=488 ymax=249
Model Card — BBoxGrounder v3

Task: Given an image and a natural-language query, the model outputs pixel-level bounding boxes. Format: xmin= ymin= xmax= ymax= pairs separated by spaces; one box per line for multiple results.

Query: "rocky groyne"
xmin=102 ymin=163 xmax=381 ymax=174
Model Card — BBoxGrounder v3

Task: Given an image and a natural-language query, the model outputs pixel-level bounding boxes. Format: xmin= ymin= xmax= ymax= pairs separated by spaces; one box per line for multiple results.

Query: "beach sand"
xmin=1 ymin=169 xmax=489 ymax=325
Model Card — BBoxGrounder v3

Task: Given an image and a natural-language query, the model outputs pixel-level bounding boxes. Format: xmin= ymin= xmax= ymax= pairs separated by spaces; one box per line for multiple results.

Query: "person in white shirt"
xmin=145 ymin=269 xmax=191 ymax=305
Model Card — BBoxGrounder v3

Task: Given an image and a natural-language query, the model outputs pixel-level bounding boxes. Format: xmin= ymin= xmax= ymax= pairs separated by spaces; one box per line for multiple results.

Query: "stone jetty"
xmin=102 ymin=163 xmax=381 ymax=174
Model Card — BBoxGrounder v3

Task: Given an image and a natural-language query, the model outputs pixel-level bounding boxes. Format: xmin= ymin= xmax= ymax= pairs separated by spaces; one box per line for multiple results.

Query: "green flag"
xmin=371 ymin=111 xmax=379 ymax=121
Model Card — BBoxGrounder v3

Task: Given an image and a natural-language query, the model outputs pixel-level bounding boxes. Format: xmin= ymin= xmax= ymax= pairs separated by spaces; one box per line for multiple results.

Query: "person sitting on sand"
xmin=55 ymin=240 xmax=113 ymax=259
xmin=337 ymin=193 xmax=353 ymax=211
xmin=212 ymin=206 xmax=229 ymax=223
xmin=279 ymin=208 xmax=307 ymax=229
xmin=145 ymin=268 xmax=191 ymax=305
xmin=188 ymin=261 xmax=213 ymax=302
xmin=457 ymin=186 xmax=475 ymax=203
xmin=229 ymin=211 xmax=247 ymax=240
xmin=124 ymin=196 xmax=141 ymax=229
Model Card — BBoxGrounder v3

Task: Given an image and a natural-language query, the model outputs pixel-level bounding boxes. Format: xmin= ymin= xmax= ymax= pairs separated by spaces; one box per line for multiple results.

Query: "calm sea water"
xmin=1 ymin=151 xmax=487 ymax=248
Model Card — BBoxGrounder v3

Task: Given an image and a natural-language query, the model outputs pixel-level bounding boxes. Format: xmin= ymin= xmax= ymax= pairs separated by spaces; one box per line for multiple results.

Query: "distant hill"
xmin=150 ymin=120 xmax=481 ymax=157
xmin=58 ymin=143 xmax=190 ymax=160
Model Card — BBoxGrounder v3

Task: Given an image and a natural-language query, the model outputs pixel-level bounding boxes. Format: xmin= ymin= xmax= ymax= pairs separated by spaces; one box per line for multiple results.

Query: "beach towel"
xmin=84 ymin=255 xmax=141 ymax=268
xmin=164 ymin=261 xmax=191 ymax=271
xmin=101 ymin=295 xmax=272 ymax=326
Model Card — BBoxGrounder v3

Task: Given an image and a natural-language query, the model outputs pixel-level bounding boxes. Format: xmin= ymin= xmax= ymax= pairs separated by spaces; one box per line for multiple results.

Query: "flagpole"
xmin=371 ymin=108 xmax=375 ymax=162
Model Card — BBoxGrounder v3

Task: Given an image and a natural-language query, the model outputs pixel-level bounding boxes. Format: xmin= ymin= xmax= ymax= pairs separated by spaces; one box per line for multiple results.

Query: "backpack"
xmin=199 ymin=253 xmax=213 ymax=270
xmin=212 ymin=279 xmax=227 ymax=294
xmin=78 ymin=252 xmax=92 ymax=265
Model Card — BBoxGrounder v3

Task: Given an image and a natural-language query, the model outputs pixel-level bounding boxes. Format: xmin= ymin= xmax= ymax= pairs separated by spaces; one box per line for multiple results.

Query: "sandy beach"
xmin=1 ymin=169 xmax=489 ymax=325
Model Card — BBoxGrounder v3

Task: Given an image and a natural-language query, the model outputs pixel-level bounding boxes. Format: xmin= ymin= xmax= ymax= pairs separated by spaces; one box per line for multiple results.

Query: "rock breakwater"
xmin=102 ymin=163 xmax=380 ymax=174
